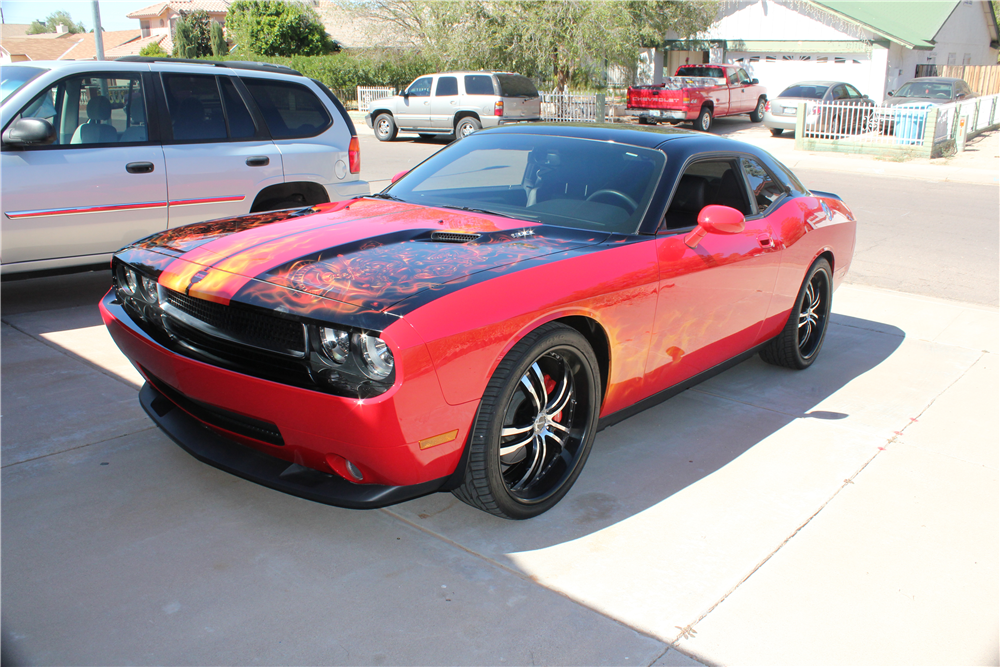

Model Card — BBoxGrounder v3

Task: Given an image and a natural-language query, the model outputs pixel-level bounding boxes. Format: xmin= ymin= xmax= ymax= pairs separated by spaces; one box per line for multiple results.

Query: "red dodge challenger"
xmin=101 ymin=123 xmax=855 ymax=519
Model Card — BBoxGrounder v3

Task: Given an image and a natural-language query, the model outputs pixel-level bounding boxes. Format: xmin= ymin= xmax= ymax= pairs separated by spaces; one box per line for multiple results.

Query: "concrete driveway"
xmin=2 ymin=253 xmax=996 ymax=665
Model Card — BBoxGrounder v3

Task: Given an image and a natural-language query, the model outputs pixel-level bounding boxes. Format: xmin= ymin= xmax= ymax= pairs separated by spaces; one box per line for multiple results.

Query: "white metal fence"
xmin=357 ymin=86 xmax=395 ymax=114
xmin=797 ymin=93 xmax=1000 ymax=155
xmin=540 ymin=92 xmax=605 ymax=122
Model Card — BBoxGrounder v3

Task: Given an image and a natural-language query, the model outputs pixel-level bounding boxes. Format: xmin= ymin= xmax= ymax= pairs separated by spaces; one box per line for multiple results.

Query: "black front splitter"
xmin=138 ymin=382 xmax=448 ymax=509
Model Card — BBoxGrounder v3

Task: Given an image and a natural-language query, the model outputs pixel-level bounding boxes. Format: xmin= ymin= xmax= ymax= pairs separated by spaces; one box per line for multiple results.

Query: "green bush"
xmin=227 ymin=0 xmax=337 ymax=57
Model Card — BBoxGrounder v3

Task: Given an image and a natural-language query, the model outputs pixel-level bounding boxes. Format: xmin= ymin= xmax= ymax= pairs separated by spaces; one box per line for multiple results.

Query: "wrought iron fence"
xmin=540 ymin=92 xmax=604 ymax=122
xmin=357 ymin=86 xmax=395 ymax=114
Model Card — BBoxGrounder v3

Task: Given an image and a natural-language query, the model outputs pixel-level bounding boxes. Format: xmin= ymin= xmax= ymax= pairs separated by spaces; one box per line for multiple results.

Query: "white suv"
xmin=365 ymin=71 xmax=541 ymax=141
xmin=0 ymin=57 xmax=369 ymax=275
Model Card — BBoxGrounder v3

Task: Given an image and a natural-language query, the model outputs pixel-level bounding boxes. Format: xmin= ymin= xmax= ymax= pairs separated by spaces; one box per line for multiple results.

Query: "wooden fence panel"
xmin=937 ymin=65 xmax=1000 ymax=96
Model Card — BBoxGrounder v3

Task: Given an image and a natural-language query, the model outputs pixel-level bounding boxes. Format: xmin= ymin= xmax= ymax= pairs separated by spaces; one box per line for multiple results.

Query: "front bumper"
xmin=100 ymin=291 xmax=477 ymax=507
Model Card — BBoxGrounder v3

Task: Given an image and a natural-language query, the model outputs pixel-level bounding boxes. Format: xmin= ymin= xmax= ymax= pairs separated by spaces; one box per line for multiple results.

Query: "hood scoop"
xmin=430 ymin=231 xmax=482 ymax=244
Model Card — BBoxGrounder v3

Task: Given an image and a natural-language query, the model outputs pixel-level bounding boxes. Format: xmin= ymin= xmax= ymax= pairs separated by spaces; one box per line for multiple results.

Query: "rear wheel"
xmin=455 ymin=117 xmax=481 ymax=139
xmin=696 ymin=107 xmax=713 ymax=132
xmin=374 ymin=113 xmax=397 ymax=141
xmin=750 ymin=97 xmax=766 ymax=122
xmin=769 ymin=128 xmax=784 ymax=137
xmin=760 ymin=258 xmax=833 ymax=370
xmin=418 ymin=133 xmax=436 ymax=140
xmin=453 ymin=323 xmax=601 ymax=519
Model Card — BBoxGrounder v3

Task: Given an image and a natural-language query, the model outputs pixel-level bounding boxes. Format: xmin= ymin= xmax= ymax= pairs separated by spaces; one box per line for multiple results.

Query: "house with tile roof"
xmin=0 ymin=28 xmax=144 ymax=63
xmin=647 ymin=0 xmax=999 ymax=100
xmin=126 ymin=0 xmax=231 ymax=55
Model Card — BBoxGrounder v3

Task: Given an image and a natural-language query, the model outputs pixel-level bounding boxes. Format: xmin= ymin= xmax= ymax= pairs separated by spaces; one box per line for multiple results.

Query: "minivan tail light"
xmin=348 ymin=136 xmax=360 ymax=174
xmin=494 ymin=100 xmax=503 ymax=117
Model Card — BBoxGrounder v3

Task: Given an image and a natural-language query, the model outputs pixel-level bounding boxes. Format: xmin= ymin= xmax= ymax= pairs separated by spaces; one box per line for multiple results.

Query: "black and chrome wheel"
xmin=453 ymin=323 xmax=600 ymax=519
xmin=749 ymin=97 xmax=766 ymax=123
xmin=374 ymin=113 xmax=397 ymax=141
xmin=696 ymin=107 xmax=713 ymax=132
xmin=455 ymin=117 xmax=481 ymax=139
xmin=760 ymin=258 xmax=832 ymax=369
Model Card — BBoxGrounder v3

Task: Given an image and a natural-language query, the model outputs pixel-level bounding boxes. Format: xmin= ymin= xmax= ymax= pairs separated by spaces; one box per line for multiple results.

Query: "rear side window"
xmin=495 ymin=74 xmax=537 ymax=98
xmin=242 ymin=79 xmax=332 ymax=139
xmin=435 ymin=76 xmax=458 ymax=96
xmin=163 ymin=74 xmax=228 ymax=142
xmin=464 ymin=75 xmax=495 ymax=96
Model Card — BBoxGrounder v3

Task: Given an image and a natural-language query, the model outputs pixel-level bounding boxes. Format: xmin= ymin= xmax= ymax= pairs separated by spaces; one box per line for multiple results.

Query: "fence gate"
xmin=357 ymin=86 xmax=396 ymax=114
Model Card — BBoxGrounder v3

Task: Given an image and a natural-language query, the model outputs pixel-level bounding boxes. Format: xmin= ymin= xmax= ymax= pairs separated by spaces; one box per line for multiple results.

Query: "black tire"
xmin=418 ymin=133 xmax=436 ymax=140
xmin=760 ymin=258 xmax=833 ymax=370
xmin=455 ymin=116 xmax=481 ymax=139
xmin=749 ymin=97 xmax=766 ymax=123
xmin=452 ymin=323 xmax=601 ymax=519
xmin=637 ymin=116 xmax=651 ymax=125
xmin=696 ymin=106 xmax=713 ymax=132
xmin=770 ymin=128 xmax=784 ymax=137
xmin=374 ymin=113 xmax=397 ymax=141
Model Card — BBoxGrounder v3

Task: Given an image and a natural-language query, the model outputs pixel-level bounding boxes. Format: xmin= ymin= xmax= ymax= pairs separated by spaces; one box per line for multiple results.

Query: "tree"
xmin=140 ymin=41 xmax=168 ymax=57
xmin=173 ymin=19 xmax=197 ymax=58
xmin=340 ymin=0 xmax=718 ymax=90
xmin=211 ymin=21 xmax=228 ymax=57
xmin=226 ymin=1 xmax=339 ymax=56
xmin=173 ymin=10 xmax=213 ymax=58
xmin=27 ymin=10 xmax=85 ymax=34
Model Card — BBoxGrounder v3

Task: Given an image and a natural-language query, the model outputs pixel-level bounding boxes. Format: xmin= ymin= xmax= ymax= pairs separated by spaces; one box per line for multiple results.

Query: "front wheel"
xmin=453 ymin=323 xmax=601 ymax=519
xmin=696 ymin=107 xmax=713 ymax=132
xmin=760 ymin=258 xmax=833 ymax=369
xmin=374 ymin=113 xmax=397 ymax=141
xmin=750 ymin=97 xmax=766 ymax=123
xmin=455 ymin=117 xmax=482 ymax=139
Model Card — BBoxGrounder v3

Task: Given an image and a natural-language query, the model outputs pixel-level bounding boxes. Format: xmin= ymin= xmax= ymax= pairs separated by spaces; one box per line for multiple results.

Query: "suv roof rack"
xmin=115 ymin=56 xmax=303 ymax=76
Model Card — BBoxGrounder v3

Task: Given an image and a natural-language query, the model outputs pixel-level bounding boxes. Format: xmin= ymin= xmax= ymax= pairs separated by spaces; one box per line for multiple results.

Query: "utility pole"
xmin=92 ymin=0 xmax=105 ymax=61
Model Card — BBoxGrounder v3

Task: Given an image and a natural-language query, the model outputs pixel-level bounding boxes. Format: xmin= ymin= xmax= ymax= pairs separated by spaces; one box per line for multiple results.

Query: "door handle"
xmin=126 ymin=161 xmax=154 ymax=174
xmin=246 ymin=156 xmax=269 ymax=167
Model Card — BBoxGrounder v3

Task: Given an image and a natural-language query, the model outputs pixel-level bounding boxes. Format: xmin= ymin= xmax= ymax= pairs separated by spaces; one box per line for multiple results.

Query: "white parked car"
xmin=0 ymin=57 xmax=368 ymax=276
xmin=365 ymin=71 xmax=541 ymax=141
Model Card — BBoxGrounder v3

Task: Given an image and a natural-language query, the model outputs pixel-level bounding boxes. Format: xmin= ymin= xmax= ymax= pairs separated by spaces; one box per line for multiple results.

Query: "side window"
xmin=15 ymin=74 xmax=148 ymax=146
xmin=406 ymin=77 xmax=432 ymax=97
xmin=727 ymin=70 xmax=740 ymax=85
xmin=737 ymin=69 xmax=751 ymax=84
xmin=241 ymin=79 xmax=332 ymax=139
xmin=220 ymin=78 xmax=257 ymax=139
xmin=741 ymin=157 xmax=786 ymax=213
xmin=845 ymin=84 xmax=863 ymax=99
xmin=663 ymin=159 xmax=748 ymax=230
xmin=464 ymin=74 xmax=495 ymax=96
xmin=163 ymin=74 xmax=227 ymax=142
xmin=830 ymin=85 xmax=847 ymax=100
xmin=435 ymin=76 xmax=458 ymax=97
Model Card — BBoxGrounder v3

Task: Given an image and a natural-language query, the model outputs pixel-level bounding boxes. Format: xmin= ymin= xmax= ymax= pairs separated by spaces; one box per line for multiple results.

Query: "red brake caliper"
xmin=544 ymin=375 xmax=562 ymax=422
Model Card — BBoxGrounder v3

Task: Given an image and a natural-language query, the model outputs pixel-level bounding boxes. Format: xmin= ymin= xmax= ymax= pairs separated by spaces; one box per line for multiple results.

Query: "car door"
xmin=429 ymin=75 xmax=459 ymax=130
xmin=395 ymin=76 xmax=433 ymax=130
xmin=644 ymin=156 xmax=782 ymax=393
xmin=157 ymin=71 xmax=282 ymax=229
xmin=1 ymin=71 xmax=167 ymax=269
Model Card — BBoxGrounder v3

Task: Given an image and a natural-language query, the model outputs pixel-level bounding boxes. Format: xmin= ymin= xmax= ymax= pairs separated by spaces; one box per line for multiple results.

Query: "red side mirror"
xmin=390 ymin=170 xmax=408 ymax=184
xmin=684 ymin=205 xmax=746 ymax=248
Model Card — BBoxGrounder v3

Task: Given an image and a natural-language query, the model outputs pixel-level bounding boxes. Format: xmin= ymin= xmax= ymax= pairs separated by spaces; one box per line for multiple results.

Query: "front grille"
xmin=164 ymin=289 xmax=305 ymax=355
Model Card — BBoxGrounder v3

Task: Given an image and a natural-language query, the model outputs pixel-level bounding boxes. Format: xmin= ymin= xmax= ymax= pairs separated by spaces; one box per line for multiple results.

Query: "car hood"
xmin=884 ymin=95 xmax=944 ymax=107
xmin=117 ymin=198 xmax=608 ymax=323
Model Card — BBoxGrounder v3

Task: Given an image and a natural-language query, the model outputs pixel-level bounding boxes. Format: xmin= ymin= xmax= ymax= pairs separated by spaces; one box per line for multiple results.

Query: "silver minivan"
xmin=365 ymin=71 xmax=541 ymax=141
xmin=1 ymin=58 xmax=368 ymax=276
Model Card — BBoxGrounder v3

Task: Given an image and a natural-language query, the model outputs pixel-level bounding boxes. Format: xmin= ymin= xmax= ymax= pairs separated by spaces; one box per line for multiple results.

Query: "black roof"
xmin=484 ymin=121 xmax=760 ymax=154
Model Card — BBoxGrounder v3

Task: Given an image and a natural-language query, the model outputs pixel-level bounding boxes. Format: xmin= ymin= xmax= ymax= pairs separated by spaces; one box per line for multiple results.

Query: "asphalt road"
xmin=356 ymin=131 xmax=1000 ymax=307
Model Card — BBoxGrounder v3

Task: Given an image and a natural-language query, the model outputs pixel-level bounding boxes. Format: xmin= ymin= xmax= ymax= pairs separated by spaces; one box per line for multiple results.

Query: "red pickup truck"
xmin=627 ymin=64 xmax=768 ymax=132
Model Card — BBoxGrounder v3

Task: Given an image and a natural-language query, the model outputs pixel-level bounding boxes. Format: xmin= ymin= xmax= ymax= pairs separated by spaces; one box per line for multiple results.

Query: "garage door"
xmin=726 ymin=52 xmax=873 ymax=99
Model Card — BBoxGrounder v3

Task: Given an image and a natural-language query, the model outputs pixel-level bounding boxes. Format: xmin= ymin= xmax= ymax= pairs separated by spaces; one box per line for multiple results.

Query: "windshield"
xmin=779 ymin=84 xmax=829 ymax=99
xmin=382 ymin=133 xmax=666 ymax=235
xmin=1 ymin=66 xmax=47 ymax=105
xmin=895 ymin=81 xmax=953 ymax=99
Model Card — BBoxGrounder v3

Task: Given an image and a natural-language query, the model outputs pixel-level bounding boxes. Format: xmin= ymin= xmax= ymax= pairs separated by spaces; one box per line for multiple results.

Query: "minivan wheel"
xmin=455 ymin=117 xmax=481 ymax=139
xmin=374 ymin=113 xmax=397 ymax=141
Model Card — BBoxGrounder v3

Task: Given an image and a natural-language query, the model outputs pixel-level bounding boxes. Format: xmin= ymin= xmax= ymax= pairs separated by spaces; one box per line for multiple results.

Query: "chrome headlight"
xmin=116 ymin=264 xmax=138 ymax=297
xmin=139 ymin=275 xmax=159 ymax=304
xmin=359 ymin=333 xmax=394 ymax=380
xmin=320 ymin=327 xmax=350 ymax=364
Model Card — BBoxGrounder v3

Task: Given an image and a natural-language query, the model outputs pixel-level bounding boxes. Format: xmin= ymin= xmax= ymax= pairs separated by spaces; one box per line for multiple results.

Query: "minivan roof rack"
xmin=115 ymin=56 xmax=303 ymax=76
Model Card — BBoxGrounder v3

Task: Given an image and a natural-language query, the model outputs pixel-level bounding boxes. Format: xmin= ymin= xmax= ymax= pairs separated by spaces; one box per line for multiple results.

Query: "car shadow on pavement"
xmin=387 ymin=313 xmax=905 ymax=550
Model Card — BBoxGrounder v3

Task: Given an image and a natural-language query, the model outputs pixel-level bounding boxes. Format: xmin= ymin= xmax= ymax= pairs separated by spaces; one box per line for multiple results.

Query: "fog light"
xmin=320 ymin=327 xmax=350 ymax=364
xmin=359 ymin=333 xmax=393 ymax=379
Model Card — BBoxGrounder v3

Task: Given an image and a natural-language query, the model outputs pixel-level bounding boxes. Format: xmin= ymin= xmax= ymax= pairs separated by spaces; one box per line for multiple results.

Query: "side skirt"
xmin=597 ymin=343 xmax=767 ymax=432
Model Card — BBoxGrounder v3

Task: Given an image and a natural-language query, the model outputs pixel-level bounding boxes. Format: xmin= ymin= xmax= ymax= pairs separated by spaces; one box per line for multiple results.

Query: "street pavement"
xmin=2 ymin=120 xmax=997 ymax=666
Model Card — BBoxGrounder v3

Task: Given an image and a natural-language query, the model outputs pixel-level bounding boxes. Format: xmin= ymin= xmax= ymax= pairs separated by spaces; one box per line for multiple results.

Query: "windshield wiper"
xmin=438 ymin=205 xmax=530 ymax=220
xmin=367 ymin=193 xmax=406 ymax=202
